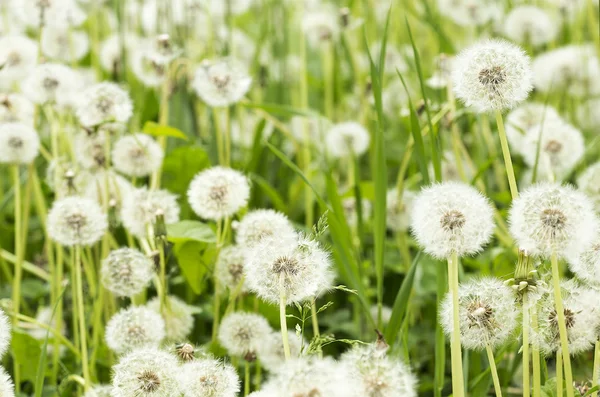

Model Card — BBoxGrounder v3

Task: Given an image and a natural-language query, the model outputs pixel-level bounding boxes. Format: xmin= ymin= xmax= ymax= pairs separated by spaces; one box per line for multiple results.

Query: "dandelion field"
xmin=0 ymin=0 xmax=599 ymax=396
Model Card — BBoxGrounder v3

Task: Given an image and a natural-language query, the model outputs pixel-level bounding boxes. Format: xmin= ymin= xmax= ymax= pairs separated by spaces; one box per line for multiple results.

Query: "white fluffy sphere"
xmin=76 ymin=82 xmax=133 ymax=127
xmin=41 ymin=26 xmax=89 ymax=62
xmin=218 ymin=312 xmax=272 ymax=359
xmin=0 ymin=122 xmax=39 ymax=164
xmin=503 ymin=6 xmax=558 ymax=47
xmin=325 ymin=122 xmax=370 ymax=158
xmin=47 ymin=196 xmax=108 ymax=246
xmin=147 ymin=295 xmax=195 ymax=341
xmin=577 ymin=162 xmax=600 ymax=211
xmin=105 ymin=307 xmax=166 ymax=354
xmin=505 ymin=103 xmax=561 ymax=156
xmin=112 ymin=133 xmax=164 ymax=177
xmin=234 ymin=209 xmax=296 ymax=248
xmin=191 ymin=58 xmax=252 ymax=107
xmin=0 ymin=35 xmax=38 ymax=83
xmin=178 ymin=359 xmax=240 ymax=397
xmin=101 ymin=248 xmax=155 ymax=297
xmin=121 ymin=188 xmax=180 ymax=237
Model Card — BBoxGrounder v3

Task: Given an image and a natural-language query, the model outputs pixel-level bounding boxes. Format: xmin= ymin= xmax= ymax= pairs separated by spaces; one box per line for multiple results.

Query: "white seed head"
xmin=76 ymin=82 xmax=133 ymax=127
xmin=0 ymin=122 xmax=39 ymax=164
xmin=121 ymin=187 xmax=180 ymax=237
xmin=427 ymin=54 xmax=455 ymax=89
xmin=0 ymin=35 xmax=38 ymax=83
xmin=411 ymin=182 xmax=495 ymax=259
xmin=177 ymin=358 xmax=240 ymax=397
xmin=13 ymin=0 xmax=87 ymax=28
xmin=229 ymin=110 xmax=274 ymax=149
xmin=235 ymin=209 xmax=296 ymax=248
xmin=27 ymin=306 xmax=64 ymax=341
xmin=452 ymin=39 xmax=532 ymax=112
xmin=577 ymin=98 xmax=600 ymax=131
xmin=112 ymin=133 xmax=164 ymax=177
xmin=290 ymin=116 xmax=330 ymax=145
xmin=509 ymin=183 xmax=599 ymax=259
xmin=0 ymin=309 xmax=10 ymax=359
xmin=568 ymin=236 xmax=600 ymax=287
xmin=111 ymin=347 xmax=181 ymax=397
xmin=215 ymin=245 xmax=249 ymax=292
xmin=131 ymin=46 xmax=168 ymax=88
xmin=340 ymin=343 xmax=418 ymax=397
xmin=41 ymin=26 xmax=89 ymax=62
xmin=146 ymin=295 xmax=195 ymax=341
xmin=325 ymin=122 xmax=370 ymax=158
xmin=22 ymin=63 xmax=81 ymax=105
xmin=245 ymin=234 xmax=334 ymax=305
xmin=208 ymin=0 xmax=253 ymax=16
xmin=101 ymin=248 xmax=155 ymax=297
xmin=218 ymin=312 xmax=272 ymax=359
xmin=370 ymin=305 xmax=393 ymax=326
xmin=84 ymin=169 xmax=134 ymax=211
xmin=386 ymin=188 xmax=416 ymax=233
xmin=0 ymin=93 xmax=35 ymax=126
xmin=83 ymin=385 xmax=112 ymax=397
xmin=0 ymin=366 xmax=14 ymax=397
xmin=187 ymin=166 xmax=250 ymax=221
xmin=437 ymin=0 xmax=499 ymax=26
xmin=503 ymin=6 xmax=558 ymax=47
xmin=521 ymin=119 xmax=584 ymax=178
xmin=342 ymin=197 xmax=372 ymax=228
xmin=440 ymin=277 xmax=518 ymax=350
xmin=191 ymin=58 xmax=252 ymax=107
xmin=47 ymin=196 xmax=108 ymax=246
xmin=302 ymin=5 xmax=340 ymax=47
xmin=577 ymin=162 xmax=600 ymax=212
xmin=257 ymin=331 xmax=304 ymax=372
xmin=505 ymin=102 xmax=562 ymax=156
xmin=73 ymin=130 xmax=110 ymax=170
xmin=105 ymin=306 xmax=166 ymax=354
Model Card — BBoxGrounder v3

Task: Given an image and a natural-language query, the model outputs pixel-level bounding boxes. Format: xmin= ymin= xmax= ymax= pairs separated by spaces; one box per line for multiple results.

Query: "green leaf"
xmin=12 ymin=331 xmax=42 ymax=383
xmin=167 ymin=220 xmax=216 ymax=244
xmin=173 ymin=241 xmax=215 ymax=295
xmin=143 ymin=121 xmax=189 ymax=141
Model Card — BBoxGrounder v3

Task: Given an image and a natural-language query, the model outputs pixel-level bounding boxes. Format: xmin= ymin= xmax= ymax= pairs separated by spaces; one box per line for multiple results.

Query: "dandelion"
xmin=340 ymin=343 xmax=418 ymax=397
xmin=0 ymin=35 xmax=38 ymax=84
xmin=567 ymin=235 xmax=600 ymax=287
xmin=22 ymin=63 xmax=81 ymax=105
xmin=229 ymin=110 xmax=274 ymax=149
xmin=27 ymin=306 xmax=64 ymax=342
xmin=111 ymin=347 xmax=181 ymax=397
xmin=577 ymin=162 xmax=600 ymax=211
xmin=208 ymin=0 xmax=253 ymax=16
xmin=84 ymin=169 xmax=134 ymax=210
xmin=101 ymin=248 xmax=155 ymax=297
xmin=577 ymin=98 xmax=600 ymax=131
xmin=301 ymin=5 xmax=340 ymax=47
xmin=187 ymin=166 xmax=250 ymax=221
xmin=386 ymin=188 xmax=415 ymax=233
xmin=505 ymin=103 xmax=561 ymax=156
xmin=47 ymin=196 xmax=108 ymax=246
xmin=83 ymin=385 xmax=112 ymax=397
xmin=0 ymin=366 xmax=14 ymax=397
xmin=0 ymin=123 xmax=40 ymax=164
xmin=76 ymin=82 xmax=133 ymax=127
xmin=177 ymin=358 xmax=240 ymax=397
xmin=257 ymin=331 xmax=304 ymax=372
xmin=426 ymin=54 xmax=455 ymax=89
xmin=130 ymin=47 xmax=168 ymax=88
xmin=147 ymin=295 xmax=195 ymax=341
xmin=234 ymin=209 xmax=296 ymax=248
xmin=342 ymin=197 xmax=372 ymax=227
xmin=121 ymin=187 xmax=180 ymax=237
xmin=215 ymin=245 xmax=249 ymax=292
xmin=437 ymin=0 xmax=499 ymax=27
xmin=325 ymin=122 xmax=370 ymax=158
xmin=0 ymin=93 xmax=35 ymax=125
xmin=0 ymin=309 xmax=10 ymax=359
xmin=105 ymin=307 xmax=166 ymax=354
xmin=41 ymin=26 xmax=89 ymax=62
xmin=503 ymin=6 xmax=558 ymax=47
xmin=218 ymin=312 xmax=272 ymax=360
xmin=191 ymin=58 xmax=252 ymax=107
xmin=290 ymin=116 xmax=329 ymax=145
xmin=112 ymin=133 xmax=164 ymax=177
xmin=73 ymin=130 xmax=110 ymax=169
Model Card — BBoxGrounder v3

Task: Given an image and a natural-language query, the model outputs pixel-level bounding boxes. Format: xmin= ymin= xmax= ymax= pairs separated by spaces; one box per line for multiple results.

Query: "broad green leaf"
xmin=12 ymin=331 xmax=42 ymax=383
xmin=167 ymin=220 xmax=216 ymax=244
xmin=173 ymin=241 xmax=215 ymax=295
xmin=143 ymin=121 xmax=189 ymax=141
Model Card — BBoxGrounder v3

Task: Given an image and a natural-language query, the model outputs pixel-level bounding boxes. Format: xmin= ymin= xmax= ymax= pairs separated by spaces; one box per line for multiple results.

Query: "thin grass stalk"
xmin=486 ymin=345 xmax=503 ymax=397
xmin=448 ymin=251 xmax=465 ymax=397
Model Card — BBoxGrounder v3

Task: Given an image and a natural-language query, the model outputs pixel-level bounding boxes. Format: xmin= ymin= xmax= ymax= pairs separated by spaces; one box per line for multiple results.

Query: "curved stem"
xmin=279 ymin=274 xmax=291 ymax=361
xmin=523 ymin=293 xmax=530 ymax=397
xmin=494 ymin=110 xmax=519 ymax=200
xmin=486 ymin=344 xmax=503 ymax=397
xmin=448 ymin=252 xmax=465 ymax=397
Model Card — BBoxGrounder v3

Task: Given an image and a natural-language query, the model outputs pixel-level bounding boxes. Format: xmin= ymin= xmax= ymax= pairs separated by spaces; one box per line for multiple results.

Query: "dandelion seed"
xmin=76 ymin=82 xmax=133 ymax=127
xmin=218 ymin=312 xmax=272 ymax=360
xmin=101 ymin=248 xmax=155 ymax=298
xmin=235 ymin=209 xmax=296 ymax=248
xmin=177 ymin=358 xmax=241 ymax=397
xmin=191 ymin=58 xmax=252 ymax=107
xmin=325 ymin=122 xmax=370 ymax=158
xmin=121 ymin=187 xmax=180 ymax=237
xmin=147 ymin=295 xmax=195 ymax=341
xmin=47 ymin=196 xmax=108 ymax=246
xmin=112 ymin=133 xmax=164 ymax=177
xmin=105 ymin=306 xmax=166 ymax=354
xmin=0 ymin=122 xmax=40 ymax=164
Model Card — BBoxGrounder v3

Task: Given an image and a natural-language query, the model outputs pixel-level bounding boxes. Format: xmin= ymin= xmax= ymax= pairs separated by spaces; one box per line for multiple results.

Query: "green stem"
xmin=11 ymin=165 xmax=22 ymax=391
xmin=279 ymin=274 xmax=291 ymax=360
xmin=523 ymin=293 xmax=530 ymax=397
xmin=448 ymin=251 xmax=465 ymax=397
xmin=486 ymin=345 xmax=503 ymax=397
xmin=550 ymin=252 xmax=573 ymax=397
xmin=73 ymin=245 xmax=90 ymax=391
xmin=434 ymin=261 xmax=447 ymax=397
xmin=531 ymin=303 xmax=542 ymax=397
xmin=592 ymin=340 xmax=600 ymax=397
xmin=244 ymin=360 xmax=250 ymax=396
xmin=494 ymin=110 xmax=519 ymax=200
xmin=158 ymin=240 xmax=168 ymax=314
xmin=557 ymin=351 xmax=563 ymax=397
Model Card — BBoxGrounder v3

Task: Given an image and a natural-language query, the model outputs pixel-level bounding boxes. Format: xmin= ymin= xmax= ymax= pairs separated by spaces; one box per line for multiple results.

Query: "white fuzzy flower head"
xmin=131 ymin=47 xmax=168 ymax=88
xmin=509 ymin=183 xmax=599 ymax=259
xmin=386 ymin=189 xmax=416 ymax=233
xmin=0 ymin=366 xmax=14 ymax=397
xmin=257 ymin=331 xmax=303 ymax=372
xmin=192 ymin=58 xmax=252 ymax=107
xmin=41 ymin=26 xmax=89 ymax=62
xmin=208 ymin=0 xmax=253 ymax=16
xmin=84 ymin=169 xmax=133 ymax=211
xmin=47 ymin=196 xmax=108 ymax=246
xmin=568 ymin=235 xmax=600 ymax=287
xmin=76 ymin=82 xmax=133 ymax=127
xmin=111 ymin=347 xmax=181 ymax=397
xmin=427 ymin=54 xmax=455 ymax=89
xmin=411 ymin=182 xmax=495 ymax=259
xmin=0 ymin=94 xmax=35 ymax=126
xmin=218 ymin=312 xmax=272 ymax=360
xmin=83 ymin=385 xmax=112 ymax=397
xmin=577 ymin=98 xmax=600 ymax=131
xmin=505 ymin=102 xmax=561 ymax=156
xmin=533 ymin=280 xmax=598 ymax=355
xmin=440 ymin=277 xmax=518 ymax=350
xmin=27 ymin=306 xmax=64 ymax=342
xmin=578 ymin=162 xmax=600 ymax=212
xmin=234 ymin=209 xmax=296 ymax=248
xmin=178 ymin=358 xmax=240 ymax=397
xmin=215 ymin=245 xmax=248 ymax=292
xmin=438 ymin=0 xmax=499 ymax=26
xmin=325 ymin=122 xmax=370 ymax=158
xmin=302 ymin=6 xmax=340 ymax=47
xmin=73 ymin=130 xmax=109 ymax=170
xmin=121 ymin=188 xmax=180 ymax=237
xmin=452 ymin=39 xmax=532 ymax=112
xmin=245 ymin=234 xmax=334 ymax=304
xmin=147 ymin=295 xmax=195 ymax=341
xmin=340 ymin=343 xmax=418 ymax=397
xmin=22 ymin=63 xmax=81 ymax=105
xmin=112 ymin=133 xmax=163 ymax=177
xmin=342 ymin=197 xmax=372 ymax=228
xmin=101 ymin=248 xmax=155 ymax=297
xmin=0 ymin=35 xmax=38 ymax=83
xmin=105 ymin=307 xmax=166 ymax=354
xmin=0 ymin=309 xmax=10 ymax=359
xmin=522 ymin=120 xmax=584 ymax=177
xmin=503 ymin=6 xmax=558 ymax=47
xmin=0 ymin=123 xmax=39 ymax=164
xmin=187 ymin=166 xmax=250 ymax=221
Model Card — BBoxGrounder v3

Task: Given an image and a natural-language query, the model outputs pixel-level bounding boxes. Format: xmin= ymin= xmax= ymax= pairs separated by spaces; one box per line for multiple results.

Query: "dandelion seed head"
xmin=22 ymin=63 xmax=81 ymax=105
xmin=83 ymin=385 xmax=112 ymax=397
xmin=342 ymin=197 xmax=372 ymax=228
xmin=177 ymin=358 xmax=241 ymax=397
xmin=112 ymin=133 xmax=163 ymax=177
xmin=191 ymin=58 xmax=252 ymax=107
xmin=386 ymin=189 xmax=416 ymax=233
xmin=0 ymin=366 xmax=14 ymax=397
xmin=121 ymin=187 xmax=180 ymax=237
xmin=411 ymin=182 xmax=495 ymax=259
xmin=47 ymin=196 xmax=108 ymax=246
xmin=131 ymin=46 xmax=168 ymax=88
xmin=147 ymin=295 xmax=195 ymax=341
xmin=0 ymin=93 xmax=35 ymax=126
xmin=84 ymin=169 xmax=133 ymax=211
xmin=257 ymin=331 xmax=304 ymax=372
xmin=215 ymin=245 xmax=249 ymax=292
xmin=235 ymin=209 xmax=296 ymax=248
xmin=302 ymin=5 xmax=340 ymax=47
xmin=0 ymin=309 xmax=10 ymax=359
xmin=568 ymin=235 xmax=600 ymax=287
xmin=503 ymin=6 xmax=558 ymax=47
xmin=427 ymin=54 xmax=455 ymax=89
xmin=0 ymin=122 xmax=39 ymax=164
xmin=105 ymin=306 xmax=166 ymax=354
xmin=76 ymin=82 xmax=133 ymax=127
xmin=73 ymin=130 xmax=110 ymax=170
xmin=218 ymin=312 xmax=272 ymax=360
xmin=101 ymin=248 xmax=155 ymax=297
xmin=41 ymin=26 xmax=89 ymax=62
xmin=187 ymin=166 xmax=250 ymax=221
xmin=509 ymin=183 xmax=598 ymax=258
xmin=325 ymin=122 xmax=370 ymax=158
xmin=0 ymin=35 xmax=38 ymax=83
xmin=577 ymin=98 xmax=600 ymax=130
xmin=577 ymin=162 xmax=600 ymax=212
xmin=437 ymin=0 xmax=500 ymax=27
xmin=505 ymin=103 xmax=561 ymax=156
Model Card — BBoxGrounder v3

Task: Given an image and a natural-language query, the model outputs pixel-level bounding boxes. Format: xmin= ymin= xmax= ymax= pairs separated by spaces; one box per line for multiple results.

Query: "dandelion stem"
xmin=10 ymin=164 xmax=22 ymax=392
xmin=73 ymin=245 xmax=91 ymax=391
xmin=550 ymin=251 xmax=574 ymax=397
xmin=279 ymin=274 xmax=291 ymax=361
xmin=592 ymin=340 xmax=600 ymax=397
xmin=494 ymin=110 xmax=519 ymax=200
xmin=448 ymin=251 xmax=465 ymax=397
xmin=244 ymin=360 xmax=250 ymax=396
xmin=557 ymin=350 xmax=563 ymax=396
xmin=531 ymin=303 xmax=542 ymax=397
xmin=523 ymin=293 xmax=530 ymax=397
xmin=486 ymin=345 xmax=503 ymax=397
